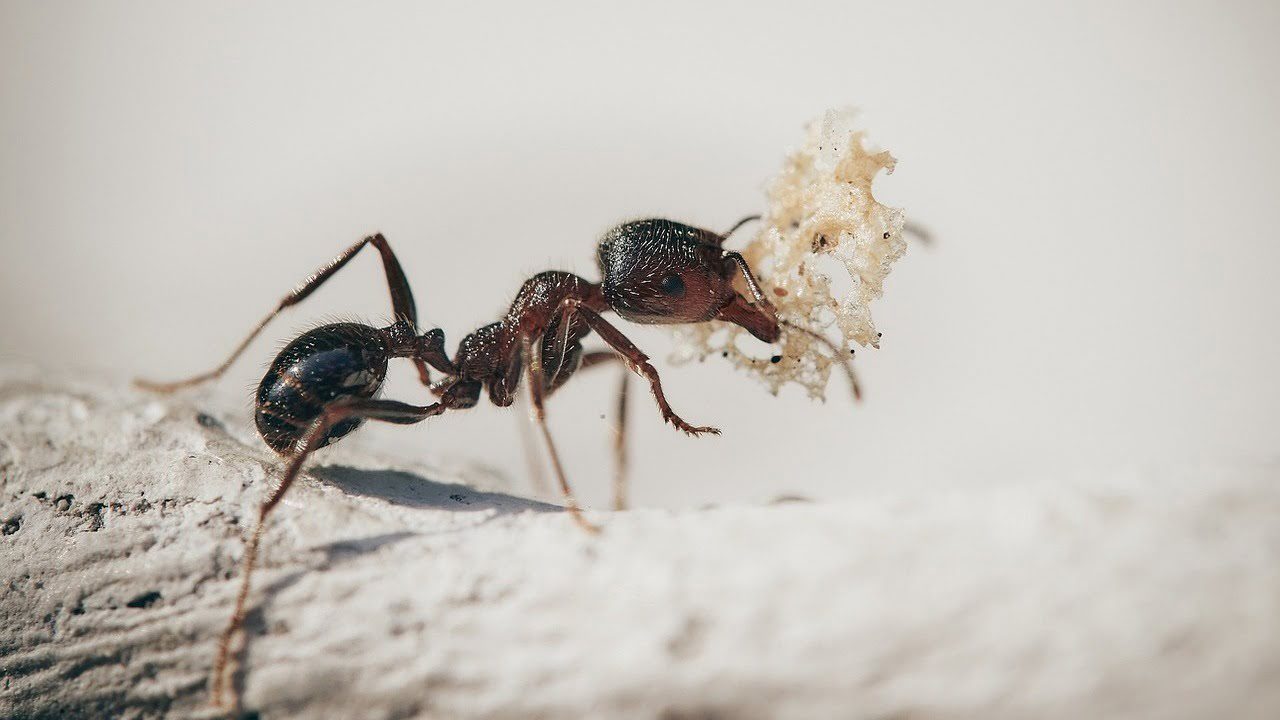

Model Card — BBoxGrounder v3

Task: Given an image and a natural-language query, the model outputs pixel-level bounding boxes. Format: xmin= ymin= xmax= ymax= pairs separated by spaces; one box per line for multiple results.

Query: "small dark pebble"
xmin=126 ymin=591 xmax=162 ymax=609
xmin=721 ymin=351 xmax=728 ymax=358
xmin=770 ymin=355 xmax=783 ymax=364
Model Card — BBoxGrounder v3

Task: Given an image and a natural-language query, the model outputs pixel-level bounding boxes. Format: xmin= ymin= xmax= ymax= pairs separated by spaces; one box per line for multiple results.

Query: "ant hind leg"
xmin=136 ymin=233 xmax=434 ymax=392
xmin=211 ymin=397 xmax=445 ymax=709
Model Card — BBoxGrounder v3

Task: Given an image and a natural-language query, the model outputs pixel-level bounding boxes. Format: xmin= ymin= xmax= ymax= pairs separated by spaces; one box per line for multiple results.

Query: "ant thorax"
xmin=670 ymin=108 xmax=907 ymax=400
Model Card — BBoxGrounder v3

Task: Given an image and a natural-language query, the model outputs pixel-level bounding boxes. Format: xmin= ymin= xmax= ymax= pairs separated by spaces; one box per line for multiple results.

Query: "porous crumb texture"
xmin=672 ymin=108 xmax=906 ymax=398
xmin=2 ymin=365 xmax=1280 ymax=719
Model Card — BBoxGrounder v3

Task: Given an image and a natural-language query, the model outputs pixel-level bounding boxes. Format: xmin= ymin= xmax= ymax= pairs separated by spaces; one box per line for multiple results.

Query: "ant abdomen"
xmin=254 ymin=323 xmax=389 ymax=454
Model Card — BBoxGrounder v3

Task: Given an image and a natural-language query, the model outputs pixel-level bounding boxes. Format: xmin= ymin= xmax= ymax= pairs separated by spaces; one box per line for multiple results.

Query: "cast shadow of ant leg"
xmin=307 ymin=464 xmax=563 ymax=515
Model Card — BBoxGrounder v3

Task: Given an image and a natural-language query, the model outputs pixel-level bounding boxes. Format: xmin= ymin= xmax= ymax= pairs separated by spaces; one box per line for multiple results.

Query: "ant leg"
xmin=137 ymin=233 xmax=435 ymax=392
xmin=211 ymin=397 xmax=445 ymax=708
xmin=520 ymin=335 xmax=600 ymax=534
xmin=566 ymin=301 xmax=719 ymax=437
xmin=515 ymin=399 xmax=553 ymax=498
xmin=520 ymin=350 xmax=625 ymax=504
xmin=577 ymin=350 xmax=620 ymax=371
xmin=580 ymin=351 xmax=630 ymax=510
xmin=610 ymin=367 xmax=630 ymax=510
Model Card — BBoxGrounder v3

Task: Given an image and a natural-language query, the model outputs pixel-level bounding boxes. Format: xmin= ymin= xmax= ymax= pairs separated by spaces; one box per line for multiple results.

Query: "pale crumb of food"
xmin=670 ymin=108 xmax=906 ymax=399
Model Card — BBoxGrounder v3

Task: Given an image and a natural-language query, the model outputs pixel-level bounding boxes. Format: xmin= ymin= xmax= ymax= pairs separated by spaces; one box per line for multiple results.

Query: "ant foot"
xmin=566 ymin=505 xmax=602 ymax=534
xmin=667 ymin=415 xmax=721 ymax=436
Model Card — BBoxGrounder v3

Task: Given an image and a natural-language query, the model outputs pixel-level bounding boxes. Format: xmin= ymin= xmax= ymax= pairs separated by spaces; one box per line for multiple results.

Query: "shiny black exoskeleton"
xmin=254 ymin=323 xmax=390 ymax=453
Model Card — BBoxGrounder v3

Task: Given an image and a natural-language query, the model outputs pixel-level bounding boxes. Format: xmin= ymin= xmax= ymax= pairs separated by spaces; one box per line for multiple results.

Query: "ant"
xmin=135 ymin=215 xmax=859 ymax=707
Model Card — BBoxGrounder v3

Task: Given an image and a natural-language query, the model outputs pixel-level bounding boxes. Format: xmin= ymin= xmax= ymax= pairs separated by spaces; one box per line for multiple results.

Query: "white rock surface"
xmin=2 ymin=365 xmax=1279 ymax=719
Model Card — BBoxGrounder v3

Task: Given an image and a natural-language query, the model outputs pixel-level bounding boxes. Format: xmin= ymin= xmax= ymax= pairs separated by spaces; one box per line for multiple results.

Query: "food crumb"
xmin=670 ymin=108 xmax=906 ymax=399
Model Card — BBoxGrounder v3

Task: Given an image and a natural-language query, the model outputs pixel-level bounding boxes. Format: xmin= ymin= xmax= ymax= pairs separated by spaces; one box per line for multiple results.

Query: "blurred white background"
xmin=2 ymin=1 xmax=1277 ymax=509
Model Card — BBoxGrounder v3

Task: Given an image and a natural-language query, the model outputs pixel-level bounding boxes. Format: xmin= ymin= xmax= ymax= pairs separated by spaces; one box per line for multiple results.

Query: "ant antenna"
xmin=722 ymin=214 xmax=762 ymax=241
xmin=779 ymin=319 xmax=863 ymax=401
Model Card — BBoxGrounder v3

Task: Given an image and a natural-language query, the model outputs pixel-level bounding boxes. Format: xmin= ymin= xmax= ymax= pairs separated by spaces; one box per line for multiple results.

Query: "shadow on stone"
xmin=224 ymin=470 xmax=561 ymax=713
xmin=310 ymin=464 xmax=561 ymax=516
xmin=319 ymin=530 xmax=420 ymax=562
xmin=231 ymin=529 xmax=426 ymax=713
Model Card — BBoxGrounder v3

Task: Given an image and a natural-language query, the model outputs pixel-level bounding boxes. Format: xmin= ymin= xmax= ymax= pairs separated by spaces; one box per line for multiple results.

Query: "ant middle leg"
xmin=211 ymin=396 xmax=446 ymax=708
xmin=520 ymin=335 xmax=600 ymax=534
xmin=610 ymin=366 xmax=630 ymax=510
xmin=136 ymin=233 xmax=436 ymax=392
xmin=580 ymin=351 xmax=631 ymax=511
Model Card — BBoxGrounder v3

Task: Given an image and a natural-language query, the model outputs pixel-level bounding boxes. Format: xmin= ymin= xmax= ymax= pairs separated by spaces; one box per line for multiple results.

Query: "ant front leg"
xmin=564 ymin=299 xmax=719 ymax=437
xmin=211 ymin=397 xmax=445 ymax=709
xmin=136 ymin=233 xmax=436 ymax=392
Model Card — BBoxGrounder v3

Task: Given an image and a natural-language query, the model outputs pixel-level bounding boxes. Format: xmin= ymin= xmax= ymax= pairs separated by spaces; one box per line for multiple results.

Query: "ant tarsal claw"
xmin=669 ymin=417 xmax=721 ymax=436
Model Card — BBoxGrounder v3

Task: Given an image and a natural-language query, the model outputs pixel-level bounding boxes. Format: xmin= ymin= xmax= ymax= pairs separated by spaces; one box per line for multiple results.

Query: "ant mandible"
xmin=136 ymin=215 xmax=855 ymax=707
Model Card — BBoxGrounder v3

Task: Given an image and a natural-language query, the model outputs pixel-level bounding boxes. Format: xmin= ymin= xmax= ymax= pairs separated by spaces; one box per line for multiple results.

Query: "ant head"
xmin=597 ymin=219 xmax=779 ymax=342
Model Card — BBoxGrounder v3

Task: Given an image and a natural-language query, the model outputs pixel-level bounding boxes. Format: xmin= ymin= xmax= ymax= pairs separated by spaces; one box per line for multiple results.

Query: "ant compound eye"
xmin=659 ymin=273 xmax=686 ymax=297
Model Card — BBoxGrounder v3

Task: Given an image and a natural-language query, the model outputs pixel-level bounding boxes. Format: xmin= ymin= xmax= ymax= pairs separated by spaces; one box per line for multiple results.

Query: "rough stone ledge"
xmin=1 ymin=366 xmax=1278 ymax=719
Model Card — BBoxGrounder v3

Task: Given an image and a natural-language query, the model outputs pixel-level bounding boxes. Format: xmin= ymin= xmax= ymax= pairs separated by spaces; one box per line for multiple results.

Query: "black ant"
xmin=135 ymin=215 xmax=858 ymax=707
